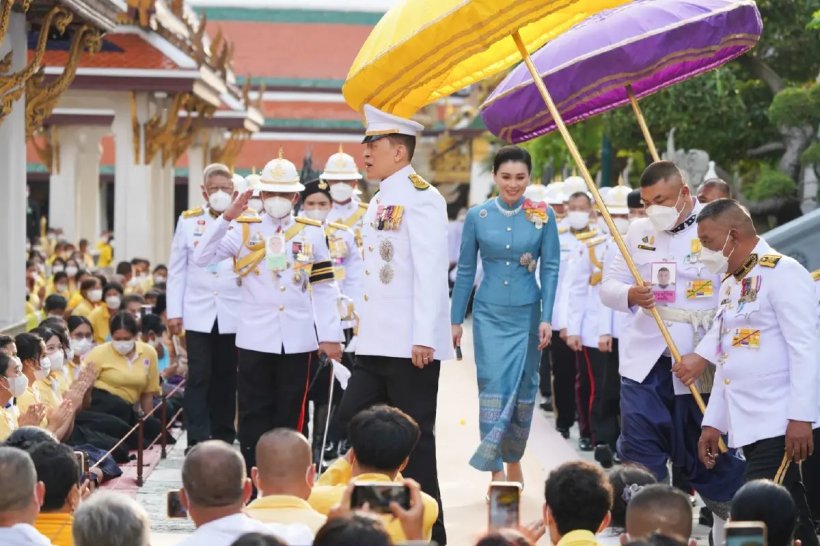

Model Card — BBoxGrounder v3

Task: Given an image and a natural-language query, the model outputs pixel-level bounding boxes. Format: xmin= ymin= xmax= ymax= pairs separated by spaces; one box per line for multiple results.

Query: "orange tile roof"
xmin=37 ymin=34 xmax=181 ymax=70
xmin=213 ymin=21 xmax=371 ymax=80
xmin=261 ymin=101 xmax=361 ymax=120
xmin=235 ymin=139 xmax=365 ymax=172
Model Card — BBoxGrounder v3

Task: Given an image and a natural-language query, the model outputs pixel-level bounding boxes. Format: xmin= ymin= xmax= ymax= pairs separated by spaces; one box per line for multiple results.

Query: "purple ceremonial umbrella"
xmin=480 ymin=0 xmax=762 ymax=145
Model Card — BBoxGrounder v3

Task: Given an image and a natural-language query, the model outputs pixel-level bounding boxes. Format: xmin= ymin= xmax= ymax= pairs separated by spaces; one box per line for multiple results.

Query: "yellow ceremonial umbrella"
xmin=344 ymin=0 xmax=724 ymax=446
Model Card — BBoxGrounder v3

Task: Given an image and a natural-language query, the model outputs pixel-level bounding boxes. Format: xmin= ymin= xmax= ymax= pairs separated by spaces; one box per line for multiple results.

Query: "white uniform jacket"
xmin=695 ymin=239 xmax=820 ymax=448
xmin=166 ymin=206 xmax=240 ymax=334
xmin=600 ymin=200 xmax=721 ymax=394
xmin=356 ymin=165 xmax=454 ymax=361
xmin=597 ymin=241 xmax=629 ymax=340
xmin=550 ymin=220 xmax=578 ymax=331
xmin=192 ymin=213 xmax=344 ymax=354
xmin=323 ymin=220 xmax=365 ymax=330
xmin=329 ymin=199 xmax=368 ymax=244
xmin=567 ymin=234 xmax=609 ymax=348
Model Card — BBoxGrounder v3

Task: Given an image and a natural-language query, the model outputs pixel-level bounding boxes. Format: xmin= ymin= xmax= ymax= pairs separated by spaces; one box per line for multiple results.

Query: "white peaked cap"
xmin=362 ymin=104 xmax=424 ymax=143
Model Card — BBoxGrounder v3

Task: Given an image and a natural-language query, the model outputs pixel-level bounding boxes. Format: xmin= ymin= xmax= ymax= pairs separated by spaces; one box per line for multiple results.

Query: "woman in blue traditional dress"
xmin=451 ymin=146 xmax=560 ymax=485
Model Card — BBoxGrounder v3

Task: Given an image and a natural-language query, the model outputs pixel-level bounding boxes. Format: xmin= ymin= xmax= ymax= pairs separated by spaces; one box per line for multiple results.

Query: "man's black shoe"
xmin=578 ymin=437 xmax=594 ymax=451
xmin=594 ymin=444 xmax=614 ymax=468
xmin=557 ymin=427 xmax=570 ymax=439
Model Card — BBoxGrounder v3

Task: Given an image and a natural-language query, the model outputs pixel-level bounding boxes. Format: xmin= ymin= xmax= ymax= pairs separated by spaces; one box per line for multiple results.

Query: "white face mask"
xmin=65 ymin=266 xmax=78 ymax=277
xmin=48 ymin=350 xmax=65 ymax=372
xmin=248 ymin=198 xmax=263 ymax=212
xmin=264 ymin=196 xmax=293 ymax=219
xmin=56 ymin=284 xmax=68 ymax=293
xmin=612 ymin=217 xmax=630 ymax=235
xmin=106 ymin=295 xmax=121 ymax=310
xmin=52 ymin=266 xmax=64 ymax=274
xmin=4 ymin=373 xmax=28 ymax=398
xmin=329 ymin=183 xmax=355 ymax=203
xmin=154 ymin=275 xmax=166 ymax=284
xmin=35 ymin=357 xmax=51 ymax=381
xmin=567 ymin=211 xmax=590 ymax=230
xmin=112 ymin=340 xmax=135 ymax=356
xmin=700 ymin=232 xmax=734 ymax=275
xmin=70 ymin=338 xmax=94 ymax=357
xmin=208 ymin=190 xmax=232 ymax=213
xmin=65 ymin=347 xmax=74 ymax=361
xmin=304 ymin=209 xmax=330 ymax=222
xmin=87 ymin=289 xmax=102 ymax=303
xmin=645 ymin=188 xmax=685 ymax=231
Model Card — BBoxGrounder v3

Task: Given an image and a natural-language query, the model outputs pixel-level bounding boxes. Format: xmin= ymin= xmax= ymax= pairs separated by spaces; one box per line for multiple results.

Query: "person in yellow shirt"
xmin=33 ymin=326 xmax=72 ymax=396
xmin=85 ymin=312 xmax=162 ymax=445
xmin=96 ymin=233 xmax=114 ymax=268
xmin=77 ymin=238 xmax=96 ymax=270
xmin=30 ymin=441 xmax=83 ymax=546
xmin=246 ymin=429 xmax=326 ymax=534
xmin=71 ymin=278 xmax=102 ymax=318
xmin=67 ymin=316 xmax=94 ymax=383
xmin=88 ymin=282 xmax=123 ymax=343
xmin=308 ymin=405 xmax=439 ymax=543
xmin=47 ymin=271 xmax=71 ymax=299
xmin=0 ymin=350 xmax=46 ymax=441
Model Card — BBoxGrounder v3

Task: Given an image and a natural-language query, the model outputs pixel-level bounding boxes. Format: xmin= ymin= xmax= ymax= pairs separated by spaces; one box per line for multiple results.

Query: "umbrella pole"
xmin=626 ymin=84 xmax=660 ymax=162
xmin=511 ymin=31 xmax=724 ymax=451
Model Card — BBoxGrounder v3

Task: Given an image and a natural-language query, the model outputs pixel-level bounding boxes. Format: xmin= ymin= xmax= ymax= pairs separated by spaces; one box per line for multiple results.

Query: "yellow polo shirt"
xmin=0 ymin=403 xmax=19 ymax=441
xmin=16 ymin=385 xmax=49 ymax=428
xmin=245 ymin=495 xmax=326 ymax=534
xmin=308 ymin=472 xmax=439 ymax=544
xmin=88 ymin=305 xmax=112 ymax=344
xmin=557 ymin=529 xmax=603 ymax=546
xmin=51 ymin=369 xmax=72 ymax=396
xmin=35 ymin=512 xmax=74 ymax=546
xmin=71 ymin=297 xmax=96 ymax=318
xmin=88 ymin=341 xmax=160 ymax=404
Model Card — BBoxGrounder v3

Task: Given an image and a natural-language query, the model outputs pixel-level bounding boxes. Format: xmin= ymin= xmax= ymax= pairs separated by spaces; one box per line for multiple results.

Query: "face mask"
xmin=65 ymin=347 xmax=74 ymax=361
xmin=329 ymin=183 xmax=354 ymax=202
xmin=56 ymin=284 xmax=68 ymax=293
xmin=208 ymin=190 xmax=232 ymax=213
xmin=304 ymin=209 xmax=330 ymax=222
xmin=248 ymin=198 xmax=263 ymax=212
xmin=154 ymin=275 xmax=166 ymax=284
xmin=48 ymin=350 xmax=65 ymax=372
xmin=35 ymin=357 xmax=51 ymax=381
xmin=613 ymin=217 xmax=630 ymax=235
xmin=106 ymin=295 xmax=121 ymax=310
xmin=65 ymin=266 xmax=78 ymax=277
xmin=112 ymin=340 xmax=135 ymax=356
xmin=264 ymin=196 xmax=293 ymax=219
xmin=645 ymin=188 xmax=684 ymax=231
xmin=71 ymin=338 xmax=94 ymax=357
xmin=52 ymin=266 xmax=64 ymax=274
xmin=567 ymin=211 xmax=590 ymax=230
xmin=701 ymin=232 xmax=734 ymax=275
xmin=87 ymin=289 xmax=102 ymax=303
xmin=4 ymin=374 xmax=28 ymax=398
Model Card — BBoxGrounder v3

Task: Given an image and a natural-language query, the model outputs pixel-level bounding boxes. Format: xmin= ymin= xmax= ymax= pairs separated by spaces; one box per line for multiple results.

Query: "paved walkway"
xmin=141 ymin=322 xmax=708 ymax=545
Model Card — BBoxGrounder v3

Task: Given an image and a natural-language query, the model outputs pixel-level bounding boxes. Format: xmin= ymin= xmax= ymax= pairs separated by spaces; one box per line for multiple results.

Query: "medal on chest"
xmin=375 ymin=204 xmax=404 ymax=231
xmin=378 ymin=238 xmax=395 ymax=284
xmin=736 ymin=275 xmax=762 ymax=317
xmin=329 ymin=236 xmax=348 ymax=260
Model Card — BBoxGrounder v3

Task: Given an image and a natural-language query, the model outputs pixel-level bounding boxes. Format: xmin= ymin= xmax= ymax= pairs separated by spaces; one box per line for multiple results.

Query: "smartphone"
xmin=726 ymin=521 xmax=767 ymax=546
xmin=73 ymin=451 xmax=87 ymax=483
xmin=166 ymin=490 xmax=188 ymax=519
xmin=351 ymin=482 xmax=410 ymax=514
xmin=488 ymin=481 xmax=521 ymax=530
xmin=140 ymin=304 xmax=153 ymax=318
xmin=455 ymin=345 xmax=463 ymax=361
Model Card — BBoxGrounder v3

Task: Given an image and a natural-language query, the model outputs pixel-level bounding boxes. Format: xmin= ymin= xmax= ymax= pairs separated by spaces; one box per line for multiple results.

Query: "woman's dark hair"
xmin=153 ymin=293 xmax=167 ymax=316
xmin=109 ymin=312 xmax=139 ymax=337
xmin=731 ymin=480 xmax=797 ymax=546
xmin=30 ymin=326 xmax=57 ymax=347
xmin=229 ymin=533 xmax=287 ymax=546
xmin=2 ymin=426 xmax=58 ymax=450
xmin=141 ymin=314 xmax=165 ymax=336
xmin=37 ymin=320 xmax=69 ymax=351
xmin=67 ymin=316 xmax=93 ymax=335
xmin=313 ymin=514 xmax=391 ymax=546
xmin=0 ymin=352 xmax=12 ymax=377
xmin=15 ymin=332 xmax=44 ymax=363
xmin=493 ymin=145 xmax=532 ymax=174
xmin=103 ymin=282 xmax=124 ymax=296
xmin=93 ymin=273 xmax=108 ymax=287
xmin=475 ymin=529 xmax=533 ymax=546
xmin=52 ymin=271 xmax=68 ymax=284
xmin=79 ymin=278 xmax=98 ymax=293
xmin=73 ymin=269 xmax=87 ymax=283
xmin=51 ymin=258 xmax=66 ymax=269
xmin=608 ymin=464 xmax=657 ymax=528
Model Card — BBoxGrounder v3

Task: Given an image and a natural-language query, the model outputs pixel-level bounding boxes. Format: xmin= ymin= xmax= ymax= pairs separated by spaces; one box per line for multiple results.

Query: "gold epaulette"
xmin=296 ymin=217 xmax=322 ymax=228
xmin=182 ymin=207 xmax=203 ymax=219
xmin=327 ymin=222 xmax=350 ymax=232
xmin=759 ymin=254 xmax=782 ymax=268
xmin=236 ymin=215 xmax=262 ymax=223
xmin=409 ymin=173 xmax=430 ymax=191
xmin=575 ymin=228 xmax=598 ymax=241
xmin=586 ymin=235 xmax=608 ymax=248
xmin=558 ymin=226 xmax=569 ymax=234
xmin=812 ymin=269 xmax=820 ymax=282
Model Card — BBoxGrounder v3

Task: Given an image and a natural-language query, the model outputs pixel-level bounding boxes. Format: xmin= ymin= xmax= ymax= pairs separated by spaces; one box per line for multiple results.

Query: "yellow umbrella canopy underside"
xmin=343 ymin=0 xmax=630 ymax=118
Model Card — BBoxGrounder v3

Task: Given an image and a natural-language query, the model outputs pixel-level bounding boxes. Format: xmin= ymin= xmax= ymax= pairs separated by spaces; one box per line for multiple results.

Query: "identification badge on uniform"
xmin=376 ymin=205 xmax=404 ymax=231
xmin=638 ymin=235 xmax=656 ymax=251
xmin=687 ymin=279 xmax=714 ymax=299
xmin=684 ymin=238 xmax=703 ymax=265
xmin=329 ymin=237 xmax=348 ymax=259
xmin=292 ymin=241 xmax=313 ymax=263
xmin=732 ymin=328 xmax=760 ymax=349
xmin=265 ymin=234 xmax=288 ymax=272
xmin=651 ymin=262 xmax=677 ymax=303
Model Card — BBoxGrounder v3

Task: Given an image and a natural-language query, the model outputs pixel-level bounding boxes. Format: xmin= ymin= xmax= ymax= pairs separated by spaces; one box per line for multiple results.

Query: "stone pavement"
xmin=141 ymin=321 xmax=710 ymax=545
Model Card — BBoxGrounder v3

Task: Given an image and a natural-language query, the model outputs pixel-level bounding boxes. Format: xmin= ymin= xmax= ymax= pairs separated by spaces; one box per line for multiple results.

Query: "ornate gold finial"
xmin=338 ymin=143 xmax=344 ymax=154
xmin=252 ymin=166 xmax=257 ymax=175
xmin=617 ymin=175 xmax=624 ymax=186
xmin=278 ymin=147 xmax=284 ymax=160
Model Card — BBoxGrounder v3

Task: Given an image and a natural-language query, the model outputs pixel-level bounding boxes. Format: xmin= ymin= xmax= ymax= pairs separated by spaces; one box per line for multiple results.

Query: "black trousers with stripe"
xmin=589 ymin=339 xmax=620 ymax=448
xmin=549 ymin=331 xmax=577 ymax=430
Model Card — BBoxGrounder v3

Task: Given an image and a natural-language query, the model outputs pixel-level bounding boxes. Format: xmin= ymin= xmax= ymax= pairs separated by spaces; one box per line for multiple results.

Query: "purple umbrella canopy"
xmin=480 ymin=0 xmax=762 ymax=144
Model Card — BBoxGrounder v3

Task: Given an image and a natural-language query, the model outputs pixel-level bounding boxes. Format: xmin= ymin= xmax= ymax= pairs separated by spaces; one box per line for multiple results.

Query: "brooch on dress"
xmin=520 ymin=252 xmax=537 ymax=273
xmin=523 ymin=199 xmax=548 ymax=229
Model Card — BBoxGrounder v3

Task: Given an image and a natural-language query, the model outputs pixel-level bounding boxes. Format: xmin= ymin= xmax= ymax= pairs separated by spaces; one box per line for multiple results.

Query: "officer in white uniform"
xmin=337 ymin=104 xmax=452 ymax=545
xmin=167 ymin=163 xmax=241 ymax=449
xmin=676 ymin=199 xmax=820 ymax=546
xmin=600 ymin=161 xmax=744 ymax=527
xmin=324 ymin=145 xmax=368 ymax=247
xmin=193 ymin=152 xmax=344 ymax=472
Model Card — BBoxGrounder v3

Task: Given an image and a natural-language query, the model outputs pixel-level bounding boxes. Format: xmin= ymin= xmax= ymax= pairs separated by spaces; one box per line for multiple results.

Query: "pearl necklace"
xmin=494 ymin=197 xmax=523 ymax=217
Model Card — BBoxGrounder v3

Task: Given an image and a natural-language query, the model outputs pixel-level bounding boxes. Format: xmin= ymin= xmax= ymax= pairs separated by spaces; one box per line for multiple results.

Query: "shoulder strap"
xmin=342 ymin=205 xmax=368 ymax=228
xmin=182 ymin=207 xmax=203 ymax=219
xmin=812 ymin=269 xmax=820 ymax=282
xmin=759 ymin=254 xmax=782 ymax=268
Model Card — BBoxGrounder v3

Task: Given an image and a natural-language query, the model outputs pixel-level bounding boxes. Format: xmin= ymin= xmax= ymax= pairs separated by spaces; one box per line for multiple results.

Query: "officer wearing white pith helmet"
xmin=193 ymin=150 xmax=344 ymax=473
xmin=322 ymin=145 xmax=368 ymax=243
xmin=245 ymin=172 xmax=263 ymax=214
xmin=167 ymin=162 xmax=242 ymax=451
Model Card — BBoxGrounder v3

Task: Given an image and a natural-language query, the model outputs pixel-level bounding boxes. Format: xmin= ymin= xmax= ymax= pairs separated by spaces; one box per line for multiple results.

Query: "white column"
xmin=187 ymin=143 xmax=205 ymax=210
xmin=151 ymin=159 xmax=175 ymax=264
xmin=469 ymin=137 xmax=494 ymax=206
xmin=0 ymin=14 xmax=28 ymax=329
xmin=49 ymin=127 xmax=81 ymax=240
xmin=76 ymin=127 xmax=106 ymax=243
